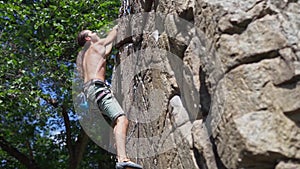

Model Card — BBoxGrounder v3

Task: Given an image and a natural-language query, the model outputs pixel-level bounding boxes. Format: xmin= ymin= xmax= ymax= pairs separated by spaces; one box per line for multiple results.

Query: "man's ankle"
xmin=118 ymin=157 xmax=130 ymax=162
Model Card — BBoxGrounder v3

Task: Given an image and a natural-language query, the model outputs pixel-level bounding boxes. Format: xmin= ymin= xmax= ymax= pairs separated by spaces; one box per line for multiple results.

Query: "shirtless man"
xmin=76 ymin=26 xmax=142 ymax=169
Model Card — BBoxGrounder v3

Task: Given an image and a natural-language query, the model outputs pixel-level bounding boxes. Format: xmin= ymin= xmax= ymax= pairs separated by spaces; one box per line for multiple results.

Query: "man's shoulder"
xmin=90 ymin=41 xmax=106 ymax=50
xmin=93 ymin=41 xmax=104 ymax=47
xmin=88 ymin=42 xmax=106 ymax=55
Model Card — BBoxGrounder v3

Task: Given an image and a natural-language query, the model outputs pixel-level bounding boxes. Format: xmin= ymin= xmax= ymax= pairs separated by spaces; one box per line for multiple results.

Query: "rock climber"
xmin=76 ymin=25 xmax=142 ymax=169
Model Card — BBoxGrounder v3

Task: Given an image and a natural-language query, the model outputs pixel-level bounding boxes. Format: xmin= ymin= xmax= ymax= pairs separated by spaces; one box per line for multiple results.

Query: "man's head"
xmin=77 ymin=30 xmax=99 ymax=47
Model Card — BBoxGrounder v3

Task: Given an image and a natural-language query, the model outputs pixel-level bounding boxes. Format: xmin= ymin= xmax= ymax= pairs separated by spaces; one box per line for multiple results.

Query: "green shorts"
xmin=84 ymin=79 xmax=125 ymax=125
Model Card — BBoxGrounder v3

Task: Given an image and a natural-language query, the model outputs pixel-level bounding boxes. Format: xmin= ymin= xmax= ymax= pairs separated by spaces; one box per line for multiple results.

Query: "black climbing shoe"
xmin=115 ymin=161 xmax=143 ymax=169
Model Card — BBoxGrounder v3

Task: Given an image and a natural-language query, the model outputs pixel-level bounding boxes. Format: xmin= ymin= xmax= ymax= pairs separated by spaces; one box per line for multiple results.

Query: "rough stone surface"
xmin=192 ymin=120 xmax=218 ymax=169
xmin=114 ymin=0 xmax=300 ymax=168
xmin=275 ymin=161 xmax=300 ymax=169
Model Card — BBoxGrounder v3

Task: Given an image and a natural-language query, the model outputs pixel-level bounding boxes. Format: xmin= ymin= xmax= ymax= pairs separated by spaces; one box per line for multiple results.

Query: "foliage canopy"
xmin=0 ymin=0 xmax=120 ymax=168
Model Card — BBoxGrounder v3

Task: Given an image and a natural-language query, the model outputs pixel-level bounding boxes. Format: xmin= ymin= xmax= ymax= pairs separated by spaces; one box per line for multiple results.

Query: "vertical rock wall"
xmin=113 ymin=0 xmax=300 ymax=168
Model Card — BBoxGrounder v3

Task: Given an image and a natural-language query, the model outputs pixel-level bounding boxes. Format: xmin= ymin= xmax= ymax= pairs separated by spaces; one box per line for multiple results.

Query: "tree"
xmin=0 ymin=0 xmax=120 ymax=168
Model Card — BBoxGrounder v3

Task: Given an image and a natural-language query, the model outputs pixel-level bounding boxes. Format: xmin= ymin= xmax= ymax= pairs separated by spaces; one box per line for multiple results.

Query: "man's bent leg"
xmin=95 ymin=88 xmax=142 ymax=168
xmin=114 ymin=115 xmax=129 ymax=162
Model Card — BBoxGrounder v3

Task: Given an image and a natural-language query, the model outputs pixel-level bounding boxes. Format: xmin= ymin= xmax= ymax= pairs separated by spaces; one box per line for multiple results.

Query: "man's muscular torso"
xmin=77 ymin=27 xmax=117 ymax=83
xmin=82 ymin=41 xmax=113 ymax=83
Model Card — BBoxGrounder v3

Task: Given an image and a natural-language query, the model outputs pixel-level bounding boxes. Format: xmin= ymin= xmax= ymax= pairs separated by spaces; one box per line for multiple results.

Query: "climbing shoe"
xmin=115 ymin=161 xmax=143 ymax=169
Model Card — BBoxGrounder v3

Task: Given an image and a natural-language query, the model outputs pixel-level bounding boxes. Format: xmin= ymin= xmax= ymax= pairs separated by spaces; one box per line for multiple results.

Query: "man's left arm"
xmin=103 ymin=25 xmax=118 ymax=46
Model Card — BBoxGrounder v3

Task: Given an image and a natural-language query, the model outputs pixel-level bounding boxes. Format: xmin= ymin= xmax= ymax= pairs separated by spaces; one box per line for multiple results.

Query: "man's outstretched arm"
xmin=103 ymin=25 xmax=118 ymax=46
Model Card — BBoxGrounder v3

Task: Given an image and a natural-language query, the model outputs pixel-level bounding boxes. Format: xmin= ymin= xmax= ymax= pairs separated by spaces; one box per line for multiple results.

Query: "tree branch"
xmin=62 ymin=105 xmax=73 ymax=156
xmin=73 ymin=129 xmax=90 ymax=168
xmin=39 ymin=94 xmax=59 ymax=108
xmin=0 ymin=136 xmax=40 ymax=169
xmin=62 ymin=104 xmax=90 ymax=169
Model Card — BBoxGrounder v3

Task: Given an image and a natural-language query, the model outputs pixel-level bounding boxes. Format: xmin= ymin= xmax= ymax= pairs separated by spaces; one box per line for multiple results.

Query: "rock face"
xmin=113 ymin=0 xmax=300 ymax=168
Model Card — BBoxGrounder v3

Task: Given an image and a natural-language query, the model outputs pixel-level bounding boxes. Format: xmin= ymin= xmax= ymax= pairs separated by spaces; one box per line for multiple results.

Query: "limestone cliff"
xmin=112 ymin=0 xmax=300 ymax=168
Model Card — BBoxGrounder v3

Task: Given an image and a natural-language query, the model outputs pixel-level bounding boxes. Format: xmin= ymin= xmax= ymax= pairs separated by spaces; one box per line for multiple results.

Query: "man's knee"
xmin=115 ymin=115 xmax=128 ymax=126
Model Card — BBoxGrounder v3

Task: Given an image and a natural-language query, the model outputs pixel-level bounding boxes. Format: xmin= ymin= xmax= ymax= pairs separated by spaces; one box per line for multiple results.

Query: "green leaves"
xmin=1 ymin=0 xmax=120 ymax=168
